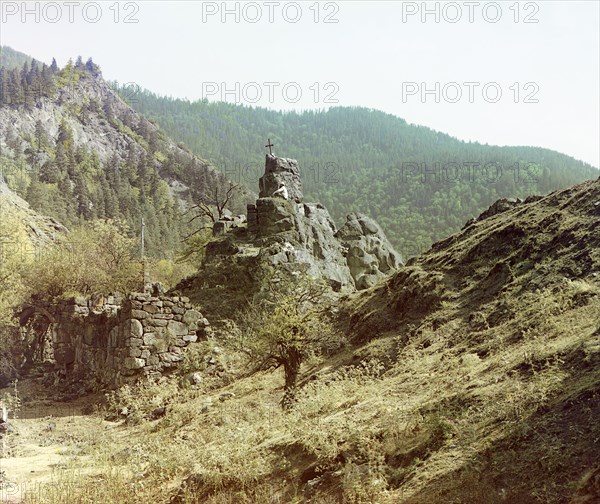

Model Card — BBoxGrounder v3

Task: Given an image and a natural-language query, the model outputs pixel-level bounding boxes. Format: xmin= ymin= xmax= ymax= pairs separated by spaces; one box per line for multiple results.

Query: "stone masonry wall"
xmin=49 ymin=293 xmax=210 ymax=386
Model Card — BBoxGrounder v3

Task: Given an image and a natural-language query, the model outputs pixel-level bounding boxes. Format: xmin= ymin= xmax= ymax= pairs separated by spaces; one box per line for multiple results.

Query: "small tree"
xmin=0 ymin=207 xmax=35 ymax=384
xmin=188 ymin=182 xmax=239 ymax=228
xmin=182 ymin=182 xmax=240 ymax=256
xmin=23 ymin=219 xmax=142 ymax=301
xmin=238 ymin=274 xmax=345 ymax=409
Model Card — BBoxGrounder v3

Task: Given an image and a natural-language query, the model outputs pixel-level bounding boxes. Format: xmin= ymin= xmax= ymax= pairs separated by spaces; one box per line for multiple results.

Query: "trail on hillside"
xmin=0 ymin=379 xmax=111 ymax=504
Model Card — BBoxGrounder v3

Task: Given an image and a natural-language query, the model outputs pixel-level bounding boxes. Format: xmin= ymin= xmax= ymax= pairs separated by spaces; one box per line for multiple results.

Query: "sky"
xmin=1 ymin=0 xmax=599 ymax=167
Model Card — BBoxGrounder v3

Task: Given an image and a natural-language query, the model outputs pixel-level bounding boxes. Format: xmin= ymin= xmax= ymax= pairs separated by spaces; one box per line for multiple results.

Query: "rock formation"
xmin=336 ymin=212 xmax=403 ymax=289
xmin=200 ymin=154 xmax=403 ymax=296
xmin=259 ymin=155 xmax=304 ymax=203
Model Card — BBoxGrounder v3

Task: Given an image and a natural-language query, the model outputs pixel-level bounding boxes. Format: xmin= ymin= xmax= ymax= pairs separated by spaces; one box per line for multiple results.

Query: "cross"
xmin=265 ymin=138 xmax=274 ymax=155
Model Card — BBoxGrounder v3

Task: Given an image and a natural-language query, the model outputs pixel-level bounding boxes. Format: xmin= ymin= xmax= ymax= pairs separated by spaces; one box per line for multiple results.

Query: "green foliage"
xmin=146 ymin=258 xmax=195 ymax=290
xmin=0 ymin=205 xmax=35 ymax=383
xmin=177 ymin=228 xmax=212 ymax=267
xmin=126 ymin=92 xmax=598 ymax=256
xmin=23 ymin=220 xmax=143 ymax=301
xmin=0 ymin=46 xmax=33 ymax=70
xmin=237 ymin=274 xmax=345 ymax=408
xmin=0 ymin=51 xmax=58 ymax=107
xmin=104 ymin=377 xmax=180 ymax=425
xmin=2 ymin=55 xmax=249 ymax=261
xmin=0 ymin=205 xmax=34 ymax=325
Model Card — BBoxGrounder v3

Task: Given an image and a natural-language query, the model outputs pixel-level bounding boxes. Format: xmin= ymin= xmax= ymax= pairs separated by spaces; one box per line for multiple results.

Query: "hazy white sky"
xmin=1 ymin=0 xmax=599 ymax=167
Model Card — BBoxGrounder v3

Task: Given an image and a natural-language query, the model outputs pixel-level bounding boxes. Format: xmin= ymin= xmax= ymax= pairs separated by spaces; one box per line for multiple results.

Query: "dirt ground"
xmin=0 ymin=379 xmax=112 ymax=504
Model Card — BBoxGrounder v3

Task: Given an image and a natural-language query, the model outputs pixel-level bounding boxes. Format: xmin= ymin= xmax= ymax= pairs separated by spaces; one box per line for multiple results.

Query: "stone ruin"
xmin=209 ymin=154 xmax=403 ymax=291
xmin=23 ymin=292 xmax=211 ymax=387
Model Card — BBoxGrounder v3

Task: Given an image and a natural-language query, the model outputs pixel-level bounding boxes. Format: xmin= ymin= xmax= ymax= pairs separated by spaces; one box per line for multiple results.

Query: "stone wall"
xmin=49 ymin=293 xmax=210 ymax=386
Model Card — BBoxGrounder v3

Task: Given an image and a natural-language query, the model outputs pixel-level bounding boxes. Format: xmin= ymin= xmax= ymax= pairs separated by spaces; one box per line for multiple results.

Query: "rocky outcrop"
xmin=259 ymin=155 xmax=304 ymax=203
xmin=197 ymin=155 xmax=403 ymax=296
xmin=336 ymin=213 xmax=404 ymax=289
xmin=0 ymin=69 xmax=253 ymax=212
xmin=0 ymin=180 xmax=67 ymax=246
xmin=255 ymin=199 xmax=354 ymax=290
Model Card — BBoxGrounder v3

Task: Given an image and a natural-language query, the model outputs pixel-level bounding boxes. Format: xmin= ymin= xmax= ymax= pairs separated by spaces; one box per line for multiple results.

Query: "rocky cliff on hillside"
xmin=0 ymin=64 xmax=252 ymax=210
xmin=0 ymin=180 xmax=66 ymax=246
xmin=258 ymin=155 xmax=304 ymax=203
xmin=177 ymin=154 xmax=402 ymax=322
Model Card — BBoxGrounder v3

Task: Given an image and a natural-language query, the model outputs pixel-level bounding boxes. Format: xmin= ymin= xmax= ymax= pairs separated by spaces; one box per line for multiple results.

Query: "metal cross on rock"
xmin=265 ymin=139 xmax=274 ymax=155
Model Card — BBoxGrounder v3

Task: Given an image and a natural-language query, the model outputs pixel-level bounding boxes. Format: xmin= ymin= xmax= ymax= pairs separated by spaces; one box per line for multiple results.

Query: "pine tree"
xmin=54 ymin=143 xmax=68 ymax=178
xmin=9 ymin=70 xmax=24 ymax=105
xmin=73 ymin=172 xmax=91 ymax=219
xmin=39 ymin=160 xmax=60 ymax=184
xmin=34 ymin=120 xmax=49 ymax=152
xmin=85 ymin=58 xmax=101 ymax=77
xmin=57 ymin=118 xmax=74 ymax=148
xmin=0 ymin=67 xmax=9 ymax=106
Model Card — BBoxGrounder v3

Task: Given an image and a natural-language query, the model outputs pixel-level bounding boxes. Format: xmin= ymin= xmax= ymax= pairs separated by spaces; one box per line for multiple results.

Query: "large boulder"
xmin=336 ymin=212 xmax=403 ymax=288
xmin=259 ymin=155 xmax=304 ymax=203
xmin=254 ymin=197 xmax=355 ymax=290
xmin=256 ymin=198 xmax=298 ymax=237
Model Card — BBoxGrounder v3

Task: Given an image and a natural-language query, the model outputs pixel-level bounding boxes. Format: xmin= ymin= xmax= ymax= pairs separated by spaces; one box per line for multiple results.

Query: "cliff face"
xmin=0 ymin=180 xmax=66 ymax=246
xmin=0 ymin=65 xmax=253 ymax=214
xmin=177 ymin=154 xmax=403 ymax=322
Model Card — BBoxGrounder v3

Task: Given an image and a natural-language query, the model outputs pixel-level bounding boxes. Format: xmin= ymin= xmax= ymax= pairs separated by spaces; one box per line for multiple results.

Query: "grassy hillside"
xmin=126 ymin=92 xmax=599 ymax=256
xmin=4 ymin=177 xmax=598 ymax=503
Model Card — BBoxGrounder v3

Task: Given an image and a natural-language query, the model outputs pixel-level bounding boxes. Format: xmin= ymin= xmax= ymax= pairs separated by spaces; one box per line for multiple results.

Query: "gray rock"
xmin=150 ymin=319 xmax=169 ymax=327
xmin=147 ymin=356 xmax=160 ymax=366
xmin=167 ymin=320 xmax=189 ymax=337
xmin=336 ymin=212 xmax=403 ymax=289
xmin=256 ymin=198 xmax=296 ymax=236
xmin=128 ymin=348 xmax=142 ymax=358
xmin=259 ymin=154 xmax=304 ymax=203
xmin=187 ymin=372 xmax=202 ymax=385
xmin=219 ymin=392 xmax=235 ymax=402
xmin=183 ymin=309 xmax=202 ymax=326
xmin=143 ymin=304 xmax=160 ymax=314
xmin=160 ymin=352 xmax=183 ymax=363
xmin=213 ymin=220 xmax=234 ymax=236
xmin=143 ymin=333 xmax=157 ymax=346
xmin=129 ymin=319 xmax=144 ymax=338
xmin=124 ymin=357 xmax=145 ymax=370
xmin=129 ymin=337 xmax=143 ymax=348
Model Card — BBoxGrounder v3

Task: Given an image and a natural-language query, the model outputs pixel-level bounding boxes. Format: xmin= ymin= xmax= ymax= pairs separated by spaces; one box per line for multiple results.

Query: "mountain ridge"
xmin=123 ymin=86 xmax=598 ymax=255
xmin=0 ymin=48 xmax=252 ymax=257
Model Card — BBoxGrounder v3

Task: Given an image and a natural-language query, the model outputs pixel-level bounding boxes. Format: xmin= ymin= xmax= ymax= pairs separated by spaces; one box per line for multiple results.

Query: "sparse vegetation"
xmin=239 ymin=275 xmax=345 ymax=408
xmin=1 ymin=45 xmax=599 ymax=504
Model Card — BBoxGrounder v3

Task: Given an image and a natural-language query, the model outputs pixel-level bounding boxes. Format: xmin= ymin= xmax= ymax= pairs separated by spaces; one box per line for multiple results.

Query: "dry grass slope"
xmin=4 ymin=177 xmax=599 ymax=503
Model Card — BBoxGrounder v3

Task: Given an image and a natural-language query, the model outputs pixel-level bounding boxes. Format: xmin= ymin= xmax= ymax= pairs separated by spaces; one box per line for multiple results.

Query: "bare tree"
xmin=185 ymin=183 xmax=239 ymax=239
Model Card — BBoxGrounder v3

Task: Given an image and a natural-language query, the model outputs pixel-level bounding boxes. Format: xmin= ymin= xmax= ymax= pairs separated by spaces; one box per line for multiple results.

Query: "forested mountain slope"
xmin=0 ymin=46 xmax=33 ymax=71
xmin=127 ymin=92 xmax=598 ymax=255
xmin=0 ymin=48 xmax=250 ymax=257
